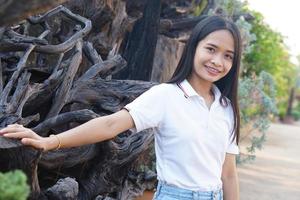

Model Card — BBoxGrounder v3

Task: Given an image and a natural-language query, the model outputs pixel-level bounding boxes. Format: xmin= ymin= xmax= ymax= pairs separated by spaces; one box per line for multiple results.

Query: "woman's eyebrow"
xmin=207 ymin=43 xmax=234 ymax=54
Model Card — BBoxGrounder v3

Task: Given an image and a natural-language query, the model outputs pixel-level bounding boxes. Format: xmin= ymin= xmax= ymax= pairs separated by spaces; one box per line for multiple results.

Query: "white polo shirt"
xmin=125 ymin=79 xmax=239 ymax=191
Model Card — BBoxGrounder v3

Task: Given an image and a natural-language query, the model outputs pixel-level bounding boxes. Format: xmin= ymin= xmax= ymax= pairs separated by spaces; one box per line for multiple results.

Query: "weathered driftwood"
xmin=0 ymin=4 xmax=154 ymax=199
xmin=0 ymin=0 xmax=68 ymax=26
xmin=0 ymin=1 xmax=223 ymax=199
xmin=0 ymin=5 xmax=92 ymax=53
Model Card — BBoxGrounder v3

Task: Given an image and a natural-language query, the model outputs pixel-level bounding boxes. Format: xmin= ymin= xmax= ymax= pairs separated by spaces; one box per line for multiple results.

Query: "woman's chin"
xmin=203 ymin=74 xmax=222 ymax=83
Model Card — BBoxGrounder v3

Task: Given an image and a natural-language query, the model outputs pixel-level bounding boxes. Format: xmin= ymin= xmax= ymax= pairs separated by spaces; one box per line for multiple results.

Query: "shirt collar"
xmin=177 ymin=79 xmax=221 ymax=99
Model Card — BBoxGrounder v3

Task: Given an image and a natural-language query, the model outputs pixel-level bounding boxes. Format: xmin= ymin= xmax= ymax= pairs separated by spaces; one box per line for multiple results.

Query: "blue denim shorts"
xmin=153 ymin=181 xmax=223 ymax=200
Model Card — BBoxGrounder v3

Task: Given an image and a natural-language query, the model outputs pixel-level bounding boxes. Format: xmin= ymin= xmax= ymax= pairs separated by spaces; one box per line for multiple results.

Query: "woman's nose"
xmin=211 ymin=55 xmax=223 ymax=67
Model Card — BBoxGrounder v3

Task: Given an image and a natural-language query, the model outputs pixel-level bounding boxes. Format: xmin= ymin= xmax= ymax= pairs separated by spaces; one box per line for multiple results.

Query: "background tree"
xmin=242 ymin=11 xmax=297 ymax=119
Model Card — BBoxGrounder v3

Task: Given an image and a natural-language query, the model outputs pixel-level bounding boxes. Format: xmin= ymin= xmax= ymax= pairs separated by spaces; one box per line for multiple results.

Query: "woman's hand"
xmin=0 ymin=124 xmax=56 ymax=151
xmin=0 ymin=110 xmax=135 ymax=150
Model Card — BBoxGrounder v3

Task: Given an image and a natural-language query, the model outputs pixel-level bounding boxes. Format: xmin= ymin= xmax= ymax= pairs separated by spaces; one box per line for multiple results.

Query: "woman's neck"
xmin=187 ymin=76 xmax=215 ymax=109
xmin=187 ymin=76 xmax=213 ymax=98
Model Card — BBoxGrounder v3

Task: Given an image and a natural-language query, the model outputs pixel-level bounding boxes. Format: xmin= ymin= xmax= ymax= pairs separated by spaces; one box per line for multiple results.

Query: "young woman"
xmin=0 ymin=15 xmax=242 ymax=200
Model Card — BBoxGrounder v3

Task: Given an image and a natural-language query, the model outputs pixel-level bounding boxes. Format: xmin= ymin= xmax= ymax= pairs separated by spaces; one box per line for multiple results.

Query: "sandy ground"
xmin=238 ymin=123 xmax=300 ymax=200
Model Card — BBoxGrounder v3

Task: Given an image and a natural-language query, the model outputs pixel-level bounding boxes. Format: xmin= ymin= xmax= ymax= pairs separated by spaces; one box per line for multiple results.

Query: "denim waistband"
xmin=156 ymin=181 xmax=223 ymax=200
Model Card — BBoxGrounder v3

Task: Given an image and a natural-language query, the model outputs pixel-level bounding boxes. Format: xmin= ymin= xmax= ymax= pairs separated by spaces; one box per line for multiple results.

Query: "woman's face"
xmin=191 ymin=29 xmax=235 ymax=84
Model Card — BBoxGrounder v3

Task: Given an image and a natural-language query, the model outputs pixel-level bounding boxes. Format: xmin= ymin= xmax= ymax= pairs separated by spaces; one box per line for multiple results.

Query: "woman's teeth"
xmin=206 ymin=66 xmax=220 ymax=73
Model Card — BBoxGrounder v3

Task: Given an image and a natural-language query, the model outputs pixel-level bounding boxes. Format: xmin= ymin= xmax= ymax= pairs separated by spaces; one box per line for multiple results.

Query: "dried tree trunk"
xmin=283 ymin=87 xmax=295 ymax=123
xmin=114 ymin=0 xmax=161 ymax=81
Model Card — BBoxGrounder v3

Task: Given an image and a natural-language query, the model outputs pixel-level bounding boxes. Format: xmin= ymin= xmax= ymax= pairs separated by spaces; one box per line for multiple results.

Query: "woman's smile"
xmin=204 ymin=64 xmax=222 ymax=76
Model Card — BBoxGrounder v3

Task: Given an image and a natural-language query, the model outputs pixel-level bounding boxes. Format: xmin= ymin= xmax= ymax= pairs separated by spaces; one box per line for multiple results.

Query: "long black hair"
xmin=168 ymin=15 xmax=242 ymax=144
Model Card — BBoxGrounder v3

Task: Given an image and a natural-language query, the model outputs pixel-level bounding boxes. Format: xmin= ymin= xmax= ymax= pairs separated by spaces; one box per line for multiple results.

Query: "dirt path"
xmin=238 ymin=123 xmax=300 ymax=200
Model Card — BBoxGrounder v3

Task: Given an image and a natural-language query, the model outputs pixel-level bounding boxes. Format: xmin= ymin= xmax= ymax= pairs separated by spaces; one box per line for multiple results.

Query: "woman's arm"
xmin=221 ymin=153 xmax=239 ymax=200
xmin=0 ymin=109 xmax=134 ymax=151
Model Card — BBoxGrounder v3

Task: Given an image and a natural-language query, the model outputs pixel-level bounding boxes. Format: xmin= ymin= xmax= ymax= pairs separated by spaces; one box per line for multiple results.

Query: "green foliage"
xmin=291 ymin=102 xmax=300 ymax=120
xmin=238 ymin=71 xmax=277 ymax=163
xmin=291 ymin=110 xmax=300 ymax=121
xmin=235 ymin=16 xmax=256 ymax=55
xmin=0 ymin=170 xmax=30 ymax=200
xmin=193 ymin=0 xmax=208 ymax=16
xmin=236 ymin=154 xmax=255 ymax=163
xmin=211 ymin=0 xmax=246 ymax=17
xmin=242 ymin=10 xmax=297 ymax=118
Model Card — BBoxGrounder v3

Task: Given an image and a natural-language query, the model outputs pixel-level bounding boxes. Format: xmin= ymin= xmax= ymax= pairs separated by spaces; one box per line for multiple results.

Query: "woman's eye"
xmin=225 ymin=54 xmax=233 ymax=60
xmin=206 ymin=47 xmax=215 ymax=52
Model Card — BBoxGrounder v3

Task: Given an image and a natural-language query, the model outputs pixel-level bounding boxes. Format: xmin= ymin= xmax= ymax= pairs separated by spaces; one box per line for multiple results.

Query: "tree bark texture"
xmin=0 ymin=0 xmax=68 ymax=26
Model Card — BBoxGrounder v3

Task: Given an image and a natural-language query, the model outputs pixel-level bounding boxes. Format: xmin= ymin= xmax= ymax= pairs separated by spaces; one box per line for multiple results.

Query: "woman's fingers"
xmin=1 ymin=127 xmax=24 ymax=134
xmin=21 ymin=138 xmax=46 ymax=150
xmin=0 ymin=124 xmax=46 ymax=150
xmin=1 ymin=124 xmax=25 ymax=134
xmin=7 ymin=124 xmax=23 ymax=127
xmin=1 ymin=124 xmax=41 ymax=140
xmin=2 ymin=131 xmax=33 ymax=139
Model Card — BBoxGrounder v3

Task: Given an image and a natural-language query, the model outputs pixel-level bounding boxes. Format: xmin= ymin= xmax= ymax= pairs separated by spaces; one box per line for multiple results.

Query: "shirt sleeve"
xmin=124 ymin=84 xmax=166 ymax=133
xmin=226 ymin=131 xmax=239 ymax=154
